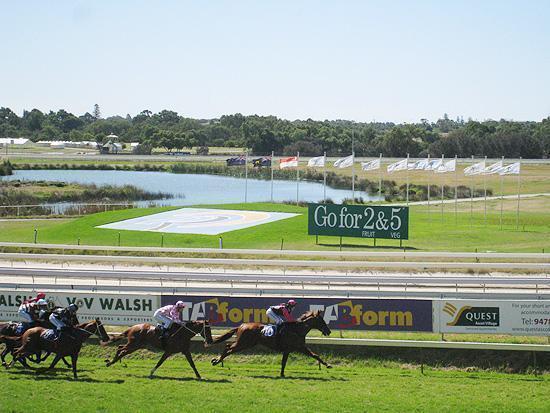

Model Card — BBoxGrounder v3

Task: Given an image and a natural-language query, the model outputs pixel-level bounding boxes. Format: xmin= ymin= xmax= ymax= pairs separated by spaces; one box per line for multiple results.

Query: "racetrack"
xmin=1 ymin=354 xmax=549 ymax=412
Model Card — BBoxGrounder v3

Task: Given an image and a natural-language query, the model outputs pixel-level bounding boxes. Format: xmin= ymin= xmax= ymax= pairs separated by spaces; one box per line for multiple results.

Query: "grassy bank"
xmin=0 ymin=355 xmax=548 ymax=412
xmin=1 ymin=198 xmax=549 ymax=252
xmin=0 ymin=180 xmax=172 ymax=206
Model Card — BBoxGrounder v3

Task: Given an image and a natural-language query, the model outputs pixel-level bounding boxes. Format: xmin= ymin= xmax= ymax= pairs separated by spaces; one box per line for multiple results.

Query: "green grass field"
xmin=1 ymin=197 xmax=549 ymax=252
xmin=0 ymin=353 xmax=549 ymax=412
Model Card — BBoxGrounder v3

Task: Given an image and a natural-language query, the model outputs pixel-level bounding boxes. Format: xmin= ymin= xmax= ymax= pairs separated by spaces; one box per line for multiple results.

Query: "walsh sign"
xmin=308 ymin=204 xmax=409 ymax=240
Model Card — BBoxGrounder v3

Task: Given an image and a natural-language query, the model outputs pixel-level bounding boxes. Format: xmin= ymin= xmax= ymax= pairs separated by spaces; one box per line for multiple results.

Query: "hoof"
xmin=327 ymin=364 xmax=333 ymax=369
xmin=211 ymin=358 xmax=218 ymax=366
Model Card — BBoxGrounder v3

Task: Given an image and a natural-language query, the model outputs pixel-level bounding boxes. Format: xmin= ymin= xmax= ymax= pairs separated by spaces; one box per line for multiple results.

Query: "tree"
xmin=93 ymin=104 xmax=101 ymax=120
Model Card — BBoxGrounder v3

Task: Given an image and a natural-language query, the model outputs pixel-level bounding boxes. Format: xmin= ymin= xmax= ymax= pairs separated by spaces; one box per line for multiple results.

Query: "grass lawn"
xmin=0 ymin=353 xmax=549 ymax=412
xmin=1 ymin=197 xmax=549 ymax=252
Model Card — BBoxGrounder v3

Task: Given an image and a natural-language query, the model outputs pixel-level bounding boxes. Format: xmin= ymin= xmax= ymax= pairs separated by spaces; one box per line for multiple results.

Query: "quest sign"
xmin=308 ymin=204 xmax=409 ymax=240
xmin=436 ymin=300 xmax=550 ymax=336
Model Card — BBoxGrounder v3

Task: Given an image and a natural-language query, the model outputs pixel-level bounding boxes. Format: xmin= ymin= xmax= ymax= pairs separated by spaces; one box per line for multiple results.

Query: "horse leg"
xmin=211 ymin=341 xmax=247 ymax=366
xmin=149 ymin=351 xmax=171 ymax=378
xmin=183 ymin=351 xmax=201 ymax=380
xmin=300 ymin=347 xmax=332 ymax=369
xmin=70 ymin=354 xmax=79 ymax=380
xmin=280 ymin=352 xmax=290 ymax=378
xmin=45 ymin=354 xmax=63 ymax=371
xmin=105 ymin=344 xmax=138 ymax=367
xmin=1 ymin=347 xmax=8 ymax=367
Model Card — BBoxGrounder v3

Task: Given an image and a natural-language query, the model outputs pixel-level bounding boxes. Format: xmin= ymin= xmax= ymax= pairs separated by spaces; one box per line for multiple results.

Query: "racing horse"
xmin=0 ymin=309 xmax=78 ymax=367
xmin=103 ymin=321 xmax=213 ymax=379
xmin=209 ymin=310 xmax=332 ymax=377
xmin=5 ymin=318 xmax=108 ymax=379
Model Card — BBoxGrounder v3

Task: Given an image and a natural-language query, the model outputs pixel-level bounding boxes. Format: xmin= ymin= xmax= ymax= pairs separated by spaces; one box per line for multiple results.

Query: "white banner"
xmin=436 ymin=299 xmax=550 ymax=336
xmin=499 ymin=162 xmax=520 ymax=175
xmin=0 ymin=291 xmax=160 ymax=326
xmin=361 ymin=159 xmax=381 ymax=171
xmin=435 ymin=159 xmax=456 ymax=173
xmin=387 ymin=158 xmax=408 ymax=173
xmin=308 ymin=155 xmax=325 ymax=168
xmin=464 ymin=161 xmax=486 ymax=176
xmin=333 ymin=154 xmax=354 ymax=169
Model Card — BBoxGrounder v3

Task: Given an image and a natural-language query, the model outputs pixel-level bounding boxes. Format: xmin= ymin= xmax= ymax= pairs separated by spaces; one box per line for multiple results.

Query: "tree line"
xmin=1 ymin=106 xmax=549 ymax=158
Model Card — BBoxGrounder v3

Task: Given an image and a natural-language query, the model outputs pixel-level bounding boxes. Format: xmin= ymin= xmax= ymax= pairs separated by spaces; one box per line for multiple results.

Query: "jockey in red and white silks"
xmin=266 ymin=300 xmax=297 ymax=325
xmin=18 ymin=292 xmax=47 ymax=323
xmin=153 ymin=301 xmax=186 ymax=331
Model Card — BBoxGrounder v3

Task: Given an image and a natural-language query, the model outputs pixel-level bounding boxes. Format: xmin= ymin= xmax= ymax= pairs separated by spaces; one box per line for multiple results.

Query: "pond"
xmin=3 ymin=169 xmax=382 ymax=206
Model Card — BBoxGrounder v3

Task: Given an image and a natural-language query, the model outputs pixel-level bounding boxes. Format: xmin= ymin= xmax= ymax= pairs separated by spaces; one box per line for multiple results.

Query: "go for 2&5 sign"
xmin=308 ymin=204 xmax=409 ymax=240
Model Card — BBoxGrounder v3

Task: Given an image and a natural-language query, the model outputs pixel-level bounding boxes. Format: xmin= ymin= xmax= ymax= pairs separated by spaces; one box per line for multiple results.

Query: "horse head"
xmin=79 ymin=319 xmax=109 ymax=343
xmin=185 ymin=320 xmax=213 ymax=345
xmin=299 ymin=310 xmax=331 ymax=336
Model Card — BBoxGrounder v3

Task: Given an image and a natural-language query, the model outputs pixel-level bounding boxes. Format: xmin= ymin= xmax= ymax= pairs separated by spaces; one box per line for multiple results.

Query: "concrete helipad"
xmin=97 ymin=208 xmax=299 ymax=235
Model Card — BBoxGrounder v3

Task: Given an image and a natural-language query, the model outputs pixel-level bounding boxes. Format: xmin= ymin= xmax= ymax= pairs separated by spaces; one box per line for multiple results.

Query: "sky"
xmin=1 ymin=0 xmax=549 ymax=123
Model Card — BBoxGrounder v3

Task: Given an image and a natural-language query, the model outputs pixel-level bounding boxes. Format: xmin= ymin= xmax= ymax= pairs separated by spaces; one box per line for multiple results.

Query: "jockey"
xmin=266 ymin=300 xmax=297 ymax=326
xmin=18 ymin=293 xmax=47 ymax=324
xmin=153 ymin=301 xmax=186 ymax=339
xmin=49 ymin=303 xmax=79 ymax=333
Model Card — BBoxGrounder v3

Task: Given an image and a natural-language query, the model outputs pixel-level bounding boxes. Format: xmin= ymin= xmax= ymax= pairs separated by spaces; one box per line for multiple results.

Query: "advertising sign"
xmin=161 ymin=295 xmax=432 ymax=331
xmin=436 ymin=300 xmax=550 ymax=336
xmin=0 ymin=290 xmax=159 ymax=326
xmin=308 ymin=204 xmax=409 ymax=240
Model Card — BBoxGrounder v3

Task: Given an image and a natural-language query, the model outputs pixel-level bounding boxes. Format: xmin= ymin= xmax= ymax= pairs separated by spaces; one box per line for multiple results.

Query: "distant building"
xmin=101 ymin=141 xmax=123 ymax=154
xmin=0 ymin=138 xmax=30 ymax=146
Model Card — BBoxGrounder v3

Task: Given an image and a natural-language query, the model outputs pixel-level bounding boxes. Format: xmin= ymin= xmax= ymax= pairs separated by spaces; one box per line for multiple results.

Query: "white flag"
xmin=435 ymin=159 xmax=456 ymax=173
xmin=280 ymin=156 xmax=298 ymax=169
xmin=387 ymin=159 xmax=408 ymax=173
xmin=498 ymin=162 xmax=520 ymax=175
xmin=361 ymin=159 xmax=381 ymax=171
xmin=483 ymin=160 xmax=503 ymax=175
xmin=334 ymin=154 xmax=354 ymax=169
xmin=424 ymin=159 xmax=443 ymax=171
xmin=407 ymin=159 xmax=428 ymax=170
xmin=464 ymin=161 xmax=486 ymax=176
xmin=307 ymin=156 xmax=325 ymax=168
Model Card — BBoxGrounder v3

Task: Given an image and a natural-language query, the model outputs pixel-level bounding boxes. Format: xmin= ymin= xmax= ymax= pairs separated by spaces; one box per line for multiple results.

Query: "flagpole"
xmin=499 ymin=156 xmax=504 ymax=230
xmin=427 ymin=153 xmax=431 ymax=223
xmin=516 ymin=157 xmax=521 ymax=230
xmin=296 ymin=152 xmax=300 ymax=206
xmin=378 ymin=153 xmax=382 ymax=201
xmin=440 ymin=154 xmax=444 ymax=223
xmin=483 ymin=155 xmax=487 ymax=225
xmin=270 ymin=150 xmax=274 ymax=203
xmin=244 ymin=149 xmax=248 ymax=203
xmin=406 ymin=153 xmax=410 ymax=206
xmin=454 ymin=154 xmax=458 ymax=225
xmin=470 ymin=155 xmax=474 ymax=226
xmin=323 ymin=151 xmax=327 ymax=202
xmin=351 ymin=151 xmax=355 ymax=202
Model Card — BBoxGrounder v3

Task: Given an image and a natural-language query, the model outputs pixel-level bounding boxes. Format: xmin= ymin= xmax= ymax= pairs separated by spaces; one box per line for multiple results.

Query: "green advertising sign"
xmin=308 ymin=204 xmax=409 ymax=240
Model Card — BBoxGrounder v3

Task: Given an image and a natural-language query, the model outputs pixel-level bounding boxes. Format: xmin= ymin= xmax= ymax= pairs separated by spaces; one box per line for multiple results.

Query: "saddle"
xmin=261 ymin=325 xmax=277 ymax=337
xmin=42 ymin=329 xmax=59 ymax=341
xmin=13 ymin=322 xmax=34 ymax=335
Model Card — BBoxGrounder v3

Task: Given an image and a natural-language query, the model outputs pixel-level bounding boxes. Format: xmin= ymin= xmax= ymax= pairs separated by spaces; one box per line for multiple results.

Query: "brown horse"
xmin=6 ymin=319 xmax=109 ymax=379
xmin=0 ymin=310 xmax=77 ymax=368
xmin=209 ymin=310 xmax=332 ymax=377
xmin=103 ymin=321 xmax=213 ymax=379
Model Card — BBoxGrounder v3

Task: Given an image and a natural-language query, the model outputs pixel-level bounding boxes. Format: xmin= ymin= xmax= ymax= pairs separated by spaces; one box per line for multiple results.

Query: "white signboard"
xmin=436 ymin=300 xmax=550 ymax=336
xmin=0 ymin=291 xmax=160 ymax=326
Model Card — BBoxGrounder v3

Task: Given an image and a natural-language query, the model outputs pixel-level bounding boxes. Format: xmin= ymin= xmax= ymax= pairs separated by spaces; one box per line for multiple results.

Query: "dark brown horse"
xmin=103 ymin=321 xmax=213 ymax=379
xmin=0 ymin=310 xmax=78 ymax=367
xmin=209 ymin=310 xmax=332 ymax=377
xmin=5 ymin=319 xmax=109 ymax=379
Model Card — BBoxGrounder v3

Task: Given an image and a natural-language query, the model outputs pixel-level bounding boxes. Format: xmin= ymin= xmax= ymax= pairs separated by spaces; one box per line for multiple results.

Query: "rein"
xmin=169 ymin=321 xmax=208 ymax=343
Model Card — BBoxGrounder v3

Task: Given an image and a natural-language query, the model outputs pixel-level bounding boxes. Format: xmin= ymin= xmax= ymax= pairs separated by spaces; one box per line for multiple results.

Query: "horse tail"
xmin=207 ymin=328 xmax=238 ymax=347
xmin=100 ymin=329 xmax=128 ymax=347
xmin=0 ymin=335 xmax=21 ymax=346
